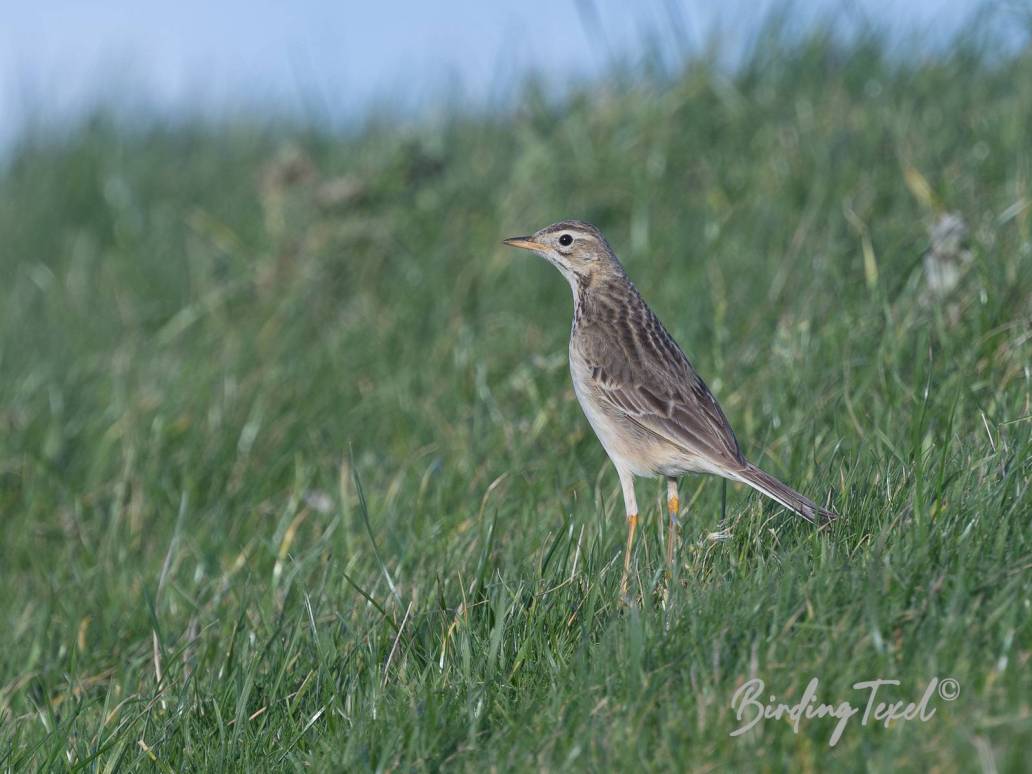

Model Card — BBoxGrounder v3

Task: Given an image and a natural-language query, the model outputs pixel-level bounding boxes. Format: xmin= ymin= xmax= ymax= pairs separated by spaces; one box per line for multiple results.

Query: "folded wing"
xmin=577 ymin=317 xmax=746 ymax=471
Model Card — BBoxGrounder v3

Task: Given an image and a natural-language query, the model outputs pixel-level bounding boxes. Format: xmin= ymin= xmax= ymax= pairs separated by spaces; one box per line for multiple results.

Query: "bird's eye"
xmin=558 ymin=234 xmax=573 ymax=246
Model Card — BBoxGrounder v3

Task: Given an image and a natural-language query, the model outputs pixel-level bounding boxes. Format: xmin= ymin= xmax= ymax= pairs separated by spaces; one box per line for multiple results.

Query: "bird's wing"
xmin=576 ymin=318 xmax=745 ymax=468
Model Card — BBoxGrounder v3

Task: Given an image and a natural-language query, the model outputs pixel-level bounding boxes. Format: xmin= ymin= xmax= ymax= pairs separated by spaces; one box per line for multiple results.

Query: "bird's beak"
xmin=503 ymin=236 xmax=547 ymax=252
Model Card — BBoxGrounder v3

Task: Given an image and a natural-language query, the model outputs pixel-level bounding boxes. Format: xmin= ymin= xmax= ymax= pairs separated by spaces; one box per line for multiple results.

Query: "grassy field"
xmin=1 ymin=27 xmax=1031 ymax=771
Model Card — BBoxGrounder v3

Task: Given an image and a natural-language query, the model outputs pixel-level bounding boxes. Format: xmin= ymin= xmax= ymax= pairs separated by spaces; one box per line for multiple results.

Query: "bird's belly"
xmin=569 ymin=353 xmax=730 ymax=480
xmin=570 ymin=359 xmax=661 ymax=478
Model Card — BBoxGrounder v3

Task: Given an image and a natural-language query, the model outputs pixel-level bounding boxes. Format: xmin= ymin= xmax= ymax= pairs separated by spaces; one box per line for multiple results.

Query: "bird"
xmin=503 ymin=220 xmax=836 ymax=597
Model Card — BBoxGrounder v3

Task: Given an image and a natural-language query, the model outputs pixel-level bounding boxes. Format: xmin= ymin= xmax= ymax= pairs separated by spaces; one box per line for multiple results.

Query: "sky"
xmin=0 ymin=1 xmax=1019 ymax=149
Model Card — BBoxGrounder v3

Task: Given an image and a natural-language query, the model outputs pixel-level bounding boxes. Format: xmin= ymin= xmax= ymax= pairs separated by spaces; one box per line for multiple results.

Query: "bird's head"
xmin=503 ymin=220 xmax=623 ymax=287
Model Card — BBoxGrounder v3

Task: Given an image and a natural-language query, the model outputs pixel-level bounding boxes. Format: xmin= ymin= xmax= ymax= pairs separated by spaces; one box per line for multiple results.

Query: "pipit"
xmin=504 ymin=221 xmax=836 ymax=597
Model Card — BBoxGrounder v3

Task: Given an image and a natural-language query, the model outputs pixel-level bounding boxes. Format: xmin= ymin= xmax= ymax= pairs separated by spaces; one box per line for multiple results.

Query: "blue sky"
xmin=0 ymin=1 xmax=1013 ymax=147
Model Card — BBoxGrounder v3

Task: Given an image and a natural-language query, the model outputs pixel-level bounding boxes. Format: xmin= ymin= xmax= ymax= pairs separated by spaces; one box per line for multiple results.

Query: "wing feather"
xmin=576 ymin=309 xmax=745 ymax=469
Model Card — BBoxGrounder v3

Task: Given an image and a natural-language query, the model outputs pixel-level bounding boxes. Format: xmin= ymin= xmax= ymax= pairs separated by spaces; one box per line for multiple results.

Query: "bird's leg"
xmin=666 ymin=477 xmax=679 ymax=577
xmin=618 ymin=469 xmax=638 ymax=599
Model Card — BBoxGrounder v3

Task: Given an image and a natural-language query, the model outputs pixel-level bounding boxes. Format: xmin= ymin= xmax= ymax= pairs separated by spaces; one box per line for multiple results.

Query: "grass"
xmin=1 ymin=26 xmax=1031 ymax=772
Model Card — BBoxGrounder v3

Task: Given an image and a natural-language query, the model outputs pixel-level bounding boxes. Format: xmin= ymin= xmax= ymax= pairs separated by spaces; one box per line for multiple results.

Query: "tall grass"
xmin=1 ymin=27 xmax=1030 ymax=771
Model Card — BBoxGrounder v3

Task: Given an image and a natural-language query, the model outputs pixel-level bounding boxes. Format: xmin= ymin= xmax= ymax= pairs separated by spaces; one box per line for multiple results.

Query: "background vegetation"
xmin=1 ymin=24 xmax=1030 ymax=771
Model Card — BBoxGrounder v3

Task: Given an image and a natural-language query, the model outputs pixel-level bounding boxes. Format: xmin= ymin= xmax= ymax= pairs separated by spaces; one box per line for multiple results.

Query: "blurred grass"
xmin=1 ymin=24 xmax=1031 ymax=772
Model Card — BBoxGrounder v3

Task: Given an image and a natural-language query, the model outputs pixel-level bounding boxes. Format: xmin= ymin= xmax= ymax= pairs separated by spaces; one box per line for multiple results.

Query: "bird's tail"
xmin=735 ymin=463 xmax=837 ymax=525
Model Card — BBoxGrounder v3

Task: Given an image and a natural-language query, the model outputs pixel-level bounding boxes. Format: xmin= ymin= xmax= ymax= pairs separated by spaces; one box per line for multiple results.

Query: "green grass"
xmin=1 ymin=28 xmax=1031 ymax=772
